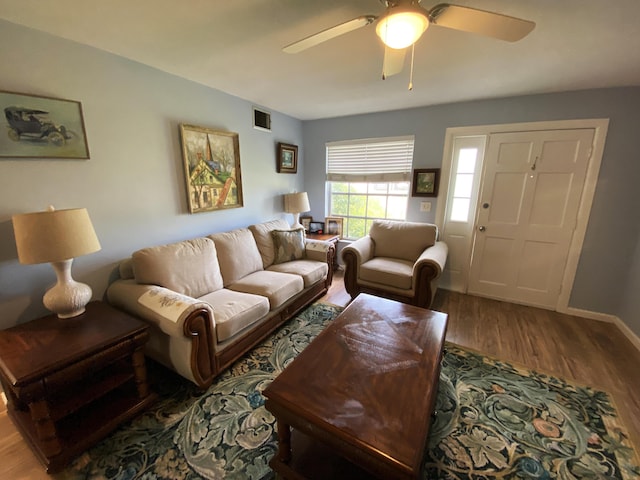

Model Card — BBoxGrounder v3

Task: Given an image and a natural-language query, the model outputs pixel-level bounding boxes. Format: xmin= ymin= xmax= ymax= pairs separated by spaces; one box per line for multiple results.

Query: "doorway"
xmin=435 ymin=119 xmax=609 ymax=312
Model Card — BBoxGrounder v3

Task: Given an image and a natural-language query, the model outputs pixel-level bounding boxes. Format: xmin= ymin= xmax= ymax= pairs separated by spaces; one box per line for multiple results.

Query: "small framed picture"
xmin=325 ymin=216 xmax=344 ymax=238
xmin=277 ymin=142 xmax=298 ymax=173
xmin=412 ymin=168 xmax=440 ymax=197
xmin=309 ymin=221 xmax=325 ymax=234
xmin=300 ymin=215 xmax=313 ymax=233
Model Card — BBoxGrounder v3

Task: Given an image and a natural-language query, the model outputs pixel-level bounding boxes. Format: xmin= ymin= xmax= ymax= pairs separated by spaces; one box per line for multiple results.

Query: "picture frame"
xmin=412 ymin=168 xmax=440 ymax=197
xmin=325 ymin=216 xmax=344 ymax=238
xmin=309 ymin=221 xmax=325 ymax=234
xmin=0 ymin=90 xmax=90 ymax=159
xmin=179 ymin=124 xmax=244 ymax=214
xmin=300 ymin=215 xmax=313 ymax=233
xmin=277 ymin=142 xmax=298 ymax=173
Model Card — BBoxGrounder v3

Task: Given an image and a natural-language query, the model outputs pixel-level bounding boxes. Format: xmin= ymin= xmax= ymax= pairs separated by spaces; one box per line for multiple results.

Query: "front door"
xmin=467 ymin=128 xmax=594 ymax=308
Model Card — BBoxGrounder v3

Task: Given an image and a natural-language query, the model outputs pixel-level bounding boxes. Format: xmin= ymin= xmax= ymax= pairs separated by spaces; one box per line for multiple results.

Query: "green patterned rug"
xmin=59 ymin=302 xmax=640 ymax=480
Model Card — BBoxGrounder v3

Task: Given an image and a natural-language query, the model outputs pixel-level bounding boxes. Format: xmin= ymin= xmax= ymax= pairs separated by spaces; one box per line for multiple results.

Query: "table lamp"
xmin=283 ymin=192 xmax=310 ymax=230
xmin=12 ymin=206 xmax=102 ymax=318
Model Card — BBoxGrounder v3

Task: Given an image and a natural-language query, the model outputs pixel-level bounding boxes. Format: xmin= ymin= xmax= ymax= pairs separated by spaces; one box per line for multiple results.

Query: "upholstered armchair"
xmin=341 ymin=220 xmax=448 ymax=309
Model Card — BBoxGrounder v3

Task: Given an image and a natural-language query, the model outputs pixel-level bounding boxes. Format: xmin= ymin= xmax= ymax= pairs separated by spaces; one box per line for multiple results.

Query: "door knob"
xmin=482 ymin=203 xmax=490 ymax=209
xmin=478 ymin=226 xmax=486 ymax=232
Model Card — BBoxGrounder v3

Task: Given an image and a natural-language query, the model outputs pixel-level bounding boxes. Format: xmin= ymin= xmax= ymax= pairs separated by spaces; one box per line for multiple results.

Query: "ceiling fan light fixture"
xmin=376 ymin=8 xmax=429 ymax=49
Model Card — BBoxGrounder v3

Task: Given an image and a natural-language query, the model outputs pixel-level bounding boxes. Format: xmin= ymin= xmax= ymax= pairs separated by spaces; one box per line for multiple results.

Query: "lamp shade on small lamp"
xmin=283 ymin=192 xmax=310 ymax=230
xmin=12 ymin=206 xmax=101 ymax=318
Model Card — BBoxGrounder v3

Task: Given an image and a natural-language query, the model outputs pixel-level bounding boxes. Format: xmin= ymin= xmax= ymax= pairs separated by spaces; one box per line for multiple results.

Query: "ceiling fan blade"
xmin=283 ymin=15 xmax=377 ymax=54
xmin=429 ymin=4 xmax=535 ymax=42
xmin=382 ymin=46 xmax=407 ymax=79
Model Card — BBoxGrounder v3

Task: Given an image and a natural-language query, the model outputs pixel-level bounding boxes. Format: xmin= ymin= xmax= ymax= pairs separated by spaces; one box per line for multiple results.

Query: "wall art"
xmin=179 ymin=124 xmax=244 ymax=213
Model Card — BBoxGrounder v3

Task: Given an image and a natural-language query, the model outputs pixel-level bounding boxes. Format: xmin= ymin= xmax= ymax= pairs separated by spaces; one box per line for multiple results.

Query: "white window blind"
xmin=326 ymin=136 xmax=415 ymax=182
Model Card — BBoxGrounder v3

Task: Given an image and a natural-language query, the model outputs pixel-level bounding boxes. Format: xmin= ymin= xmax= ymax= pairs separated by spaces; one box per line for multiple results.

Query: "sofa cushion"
xmin=272 ymin=228 xmax=305 ymax=264
xmin=249 ymin=219 xmax=291 ymax=268
xmin=359 ymin=257 xmax=414 ymax=290
xmin=369 ymin=220 xmax=438 ymax=263
xmin=198 ymin=289 xmax=270 ymax=343
xmin=209 ymin=228 xmax=264 ymax=287
xmin=132 ymin=237 xmax=223 ymax=298
xmin=228 ymin=270 xmax=303 ymax=309
xmin=268 ymin=259 xmax=328 ymax=288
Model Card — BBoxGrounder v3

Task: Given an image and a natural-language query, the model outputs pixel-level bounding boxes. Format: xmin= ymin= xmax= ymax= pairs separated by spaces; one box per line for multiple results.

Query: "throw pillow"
xmin=271 ymin=228 xmax=305 ymax=264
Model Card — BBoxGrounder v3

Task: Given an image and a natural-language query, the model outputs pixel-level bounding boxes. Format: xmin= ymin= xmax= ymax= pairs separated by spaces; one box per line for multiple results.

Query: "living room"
xmin=0 ymin=1 xmax=639 ymax=478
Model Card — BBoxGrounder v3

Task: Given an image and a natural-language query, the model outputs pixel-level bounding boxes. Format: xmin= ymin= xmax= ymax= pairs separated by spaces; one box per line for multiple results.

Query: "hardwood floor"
xmin=1 ymin=271 xmax=639 ymax=478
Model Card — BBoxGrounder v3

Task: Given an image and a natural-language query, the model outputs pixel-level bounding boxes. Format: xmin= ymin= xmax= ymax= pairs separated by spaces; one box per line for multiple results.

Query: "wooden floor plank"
xmin=1 ymin=272 xmax=638 ymax=477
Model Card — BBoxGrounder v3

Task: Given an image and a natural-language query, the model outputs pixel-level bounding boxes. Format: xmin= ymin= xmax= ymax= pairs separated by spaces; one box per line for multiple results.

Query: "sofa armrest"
xmin=414 ymin=241 xmax=448 ymax=278
xmin=305 ymin=239 xmax=336 ymax=286
xmin=107 ymin=279 xmax=217 ymax=388
xmin=341 ymin=236 xmax=374 ymax=298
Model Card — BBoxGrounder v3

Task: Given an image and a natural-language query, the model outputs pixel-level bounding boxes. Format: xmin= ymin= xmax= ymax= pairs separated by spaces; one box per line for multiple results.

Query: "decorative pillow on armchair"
xmin=271 ymin=228 xmax=305 ymax=264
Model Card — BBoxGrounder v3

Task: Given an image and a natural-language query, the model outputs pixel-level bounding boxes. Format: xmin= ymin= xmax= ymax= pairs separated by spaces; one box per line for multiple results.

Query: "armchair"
xmin=341 ymin=220 xmax=447 ymax=308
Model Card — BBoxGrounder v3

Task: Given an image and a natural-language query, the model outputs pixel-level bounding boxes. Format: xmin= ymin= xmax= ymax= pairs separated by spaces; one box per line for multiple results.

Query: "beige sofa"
xmin=341 ymin=220 xmax=447 ymax=309
xmin=107 ymin=219 xmax=334 ymax=388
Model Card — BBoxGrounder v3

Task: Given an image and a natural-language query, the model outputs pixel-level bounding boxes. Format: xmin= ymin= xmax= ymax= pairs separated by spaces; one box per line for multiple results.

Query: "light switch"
xmin=420 ymin=201 xmax=432 ymax=212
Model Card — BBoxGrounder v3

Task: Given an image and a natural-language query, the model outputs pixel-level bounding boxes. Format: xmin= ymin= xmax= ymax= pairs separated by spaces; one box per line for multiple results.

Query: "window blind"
xmin=326 ymin=136 xmax=415 ymax=182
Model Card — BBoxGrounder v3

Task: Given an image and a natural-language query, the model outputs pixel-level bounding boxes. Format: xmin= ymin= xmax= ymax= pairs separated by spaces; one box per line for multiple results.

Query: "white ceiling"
xmin=1 ymin=0 xmax=639 ymax=120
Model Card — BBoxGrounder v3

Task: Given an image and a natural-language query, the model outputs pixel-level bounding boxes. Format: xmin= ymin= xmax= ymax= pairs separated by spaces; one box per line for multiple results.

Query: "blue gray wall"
xmin=302 ymin=89 xmax=640 ymax=337
xmin=0 ymin=20 xmax=304 ymax=328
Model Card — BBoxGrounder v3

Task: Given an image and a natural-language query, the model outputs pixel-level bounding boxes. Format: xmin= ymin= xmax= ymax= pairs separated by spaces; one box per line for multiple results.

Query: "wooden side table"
xmin=0 ymin=301 xmax=157 ymax=473
xmin=307 ymin=233 xmax=340 ymax=270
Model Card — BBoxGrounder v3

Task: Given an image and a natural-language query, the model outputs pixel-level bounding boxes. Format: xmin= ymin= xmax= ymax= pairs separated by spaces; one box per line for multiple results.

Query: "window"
xmin=327 ymin=136 xmax=414 ymax=239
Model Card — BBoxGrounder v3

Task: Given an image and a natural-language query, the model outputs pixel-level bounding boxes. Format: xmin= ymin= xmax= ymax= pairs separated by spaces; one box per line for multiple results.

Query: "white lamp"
xmin=376 ymin=2 xmax=430 ymax=49
xmin=283 ymin=192 xmax=310 ymax=230
xmin=12 ymin=206 xmax=101 ymax=319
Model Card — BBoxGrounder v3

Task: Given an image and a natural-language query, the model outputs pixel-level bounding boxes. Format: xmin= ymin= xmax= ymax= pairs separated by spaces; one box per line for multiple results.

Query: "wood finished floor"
xmin=1 ymin=270 xmax=639 ymax=478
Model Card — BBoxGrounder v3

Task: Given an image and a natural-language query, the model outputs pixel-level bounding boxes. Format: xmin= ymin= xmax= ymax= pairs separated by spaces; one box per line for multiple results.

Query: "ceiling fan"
xmin=283 ymin=1 xmax=535 ymax=84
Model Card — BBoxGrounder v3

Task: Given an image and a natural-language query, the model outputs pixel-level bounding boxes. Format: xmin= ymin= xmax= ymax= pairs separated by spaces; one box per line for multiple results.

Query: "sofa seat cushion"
xmin=268 ymin=260 xmax=328 ymax=288
xmin=249 ymin=219 xmax=291 ymax=268
xmin=370 ymin=220 xmax=438 ymax=262
xmin=209 ymin=228 xmax=264 ymax=287
xmin=132 ymin=237 xmax=223 ymax=298
xmin=228 ymin=270 xmax=303 ymax=309
xmin=359 ymin=257 xmax=414 ymax=290
xmin=198 ymin=289 xmax=270 ymax=343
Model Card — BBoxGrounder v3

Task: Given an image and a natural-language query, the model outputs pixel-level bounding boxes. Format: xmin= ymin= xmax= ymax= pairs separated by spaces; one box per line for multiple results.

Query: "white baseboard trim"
xmin=565 ymin=307 xmax=640 ymax=352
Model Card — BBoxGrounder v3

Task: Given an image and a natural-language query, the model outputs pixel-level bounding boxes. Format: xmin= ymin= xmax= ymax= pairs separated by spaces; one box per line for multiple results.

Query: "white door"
xmin=467 ymin=129 xmax=594 ymax=308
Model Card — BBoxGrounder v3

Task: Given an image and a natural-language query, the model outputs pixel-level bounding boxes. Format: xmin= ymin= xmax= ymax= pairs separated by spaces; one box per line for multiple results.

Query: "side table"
xmin=307 ymin=233 xmax=340 ymax=270
xmin=0 ymin=301 xmax=157 ymax=473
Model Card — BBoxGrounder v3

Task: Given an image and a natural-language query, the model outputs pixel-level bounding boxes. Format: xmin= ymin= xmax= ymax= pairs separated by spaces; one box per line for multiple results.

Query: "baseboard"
xmin=565 ymin=307 xmax=640 ymax=352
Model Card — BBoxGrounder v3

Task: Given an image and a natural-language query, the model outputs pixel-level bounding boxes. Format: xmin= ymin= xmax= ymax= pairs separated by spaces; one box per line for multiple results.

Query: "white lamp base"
xmin=43 ymin=259 xmax=92 ymax=318
xmin=290 ymin=212 xmax=303 ymax=230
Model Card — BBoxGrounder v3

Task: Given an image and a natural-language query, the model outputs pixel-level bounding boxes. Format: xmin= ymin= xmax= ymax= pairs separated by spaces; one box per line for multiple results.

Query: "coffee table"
xmin=263 ymin=293 xmax=448 ymax=479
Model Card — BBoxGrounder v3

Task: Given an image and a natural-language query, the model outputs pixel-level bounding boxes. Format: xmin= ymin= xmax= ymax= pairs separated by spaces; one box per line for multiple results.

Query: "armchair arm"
xmin=107 ymin=279 xmax=217 ymax=388
xmin=412 ymin=241 xmax=448 ymax=307
xmin=341 ymin=236 xmax=375 ymax=299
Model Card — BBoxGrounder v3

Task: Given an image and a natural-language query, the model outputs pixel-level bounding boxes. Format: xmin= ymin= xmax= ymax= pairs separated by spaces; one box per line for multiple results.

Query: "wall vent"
xmin=253 ymin=107 xmax=271 ymax=132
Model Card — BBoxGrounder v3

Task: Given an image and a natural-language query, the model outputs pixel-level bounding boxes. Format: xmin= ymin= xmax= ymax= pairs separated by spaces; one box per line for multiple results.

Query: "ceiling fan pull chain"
xmin=408 ymin=43 xmax=415 ymax=90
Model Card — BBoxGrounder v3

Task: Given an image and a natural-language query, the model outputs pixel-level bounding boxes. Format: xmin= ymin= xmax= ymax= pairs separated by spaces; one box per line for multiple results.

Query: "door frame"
xmin=435 ymin=118 xmax=609 ymax=313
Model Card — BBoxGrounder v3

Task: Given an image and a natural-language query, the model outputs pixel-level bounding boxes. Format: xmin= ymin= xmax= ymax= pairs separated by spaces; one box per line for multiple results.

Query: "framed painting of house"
xmin=179 ymin=124 xmax=244 ymax=214
xmin=0 ymin=90 xmax=90 ymax=159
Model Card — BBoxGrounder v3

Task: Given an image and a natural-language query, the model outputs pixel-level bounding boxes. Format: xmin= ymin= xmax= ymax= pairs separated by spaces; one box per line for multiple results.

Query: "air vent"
xmin=253 ymin=107 xmax=271 ymax=132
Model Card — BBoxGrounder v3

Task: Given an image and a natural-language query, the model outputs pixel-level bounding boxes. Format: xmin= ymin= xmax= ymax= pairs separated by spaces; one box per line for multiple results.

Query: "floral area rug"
xmin=59 ymin=302 xmax=640 ymax=480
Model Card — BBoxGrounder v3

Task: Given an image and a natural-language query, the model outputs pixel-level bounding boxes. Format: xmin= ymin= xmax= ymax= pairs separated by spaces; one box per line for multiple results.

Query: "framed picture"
xmin=0 ymin=90 xmax=90 ymax=159
xmin=300 ymin=215 xmax=313 ymax=233
xmin=277 ymin=142 xmax=298 ymax=173
xmin=179 ymin=124 xmax=244 ymax=214
xmin=412 ymin=168 xmax=440 ymax=197
xmin=309 ymin=221 xmax=325 ymax=234
xmin=325 ymin=216 xmax=344 ymax=238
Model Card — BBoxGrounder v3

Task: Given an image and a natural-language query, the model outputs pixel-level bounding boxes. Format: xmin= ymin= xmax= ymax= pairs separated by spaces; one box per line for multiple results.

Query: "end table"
xmin=0 ymin=301 xmax=157 ymax=473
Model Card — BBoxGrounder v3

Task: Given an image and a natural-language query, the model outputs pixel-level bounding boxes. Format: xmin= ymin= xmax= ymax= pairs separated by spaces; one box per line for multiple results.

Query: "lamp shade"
xmin=283 ymin=192 xmax=310 ymax=214
xmin=12 ymin=207 xmax=101 ymax=265
xmin=376 ymin=7 xmax=429 ymax=49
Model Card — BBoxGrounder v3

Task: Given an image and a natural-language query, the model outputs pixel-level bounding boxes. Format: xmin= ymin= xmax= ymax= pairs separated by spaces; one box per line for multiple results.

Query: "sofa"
xmin=107 ymin=219 xmax=335 ymax=388
xmin=341 ymin=220 xmax=447 ymax=309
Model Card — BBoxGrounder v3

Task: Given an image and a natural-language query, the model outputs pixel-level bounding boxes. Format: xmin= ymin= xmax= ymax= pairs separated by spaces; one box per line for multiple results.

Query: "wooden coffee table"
xmin=263 ymin=293 xmax=448 ymax=479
